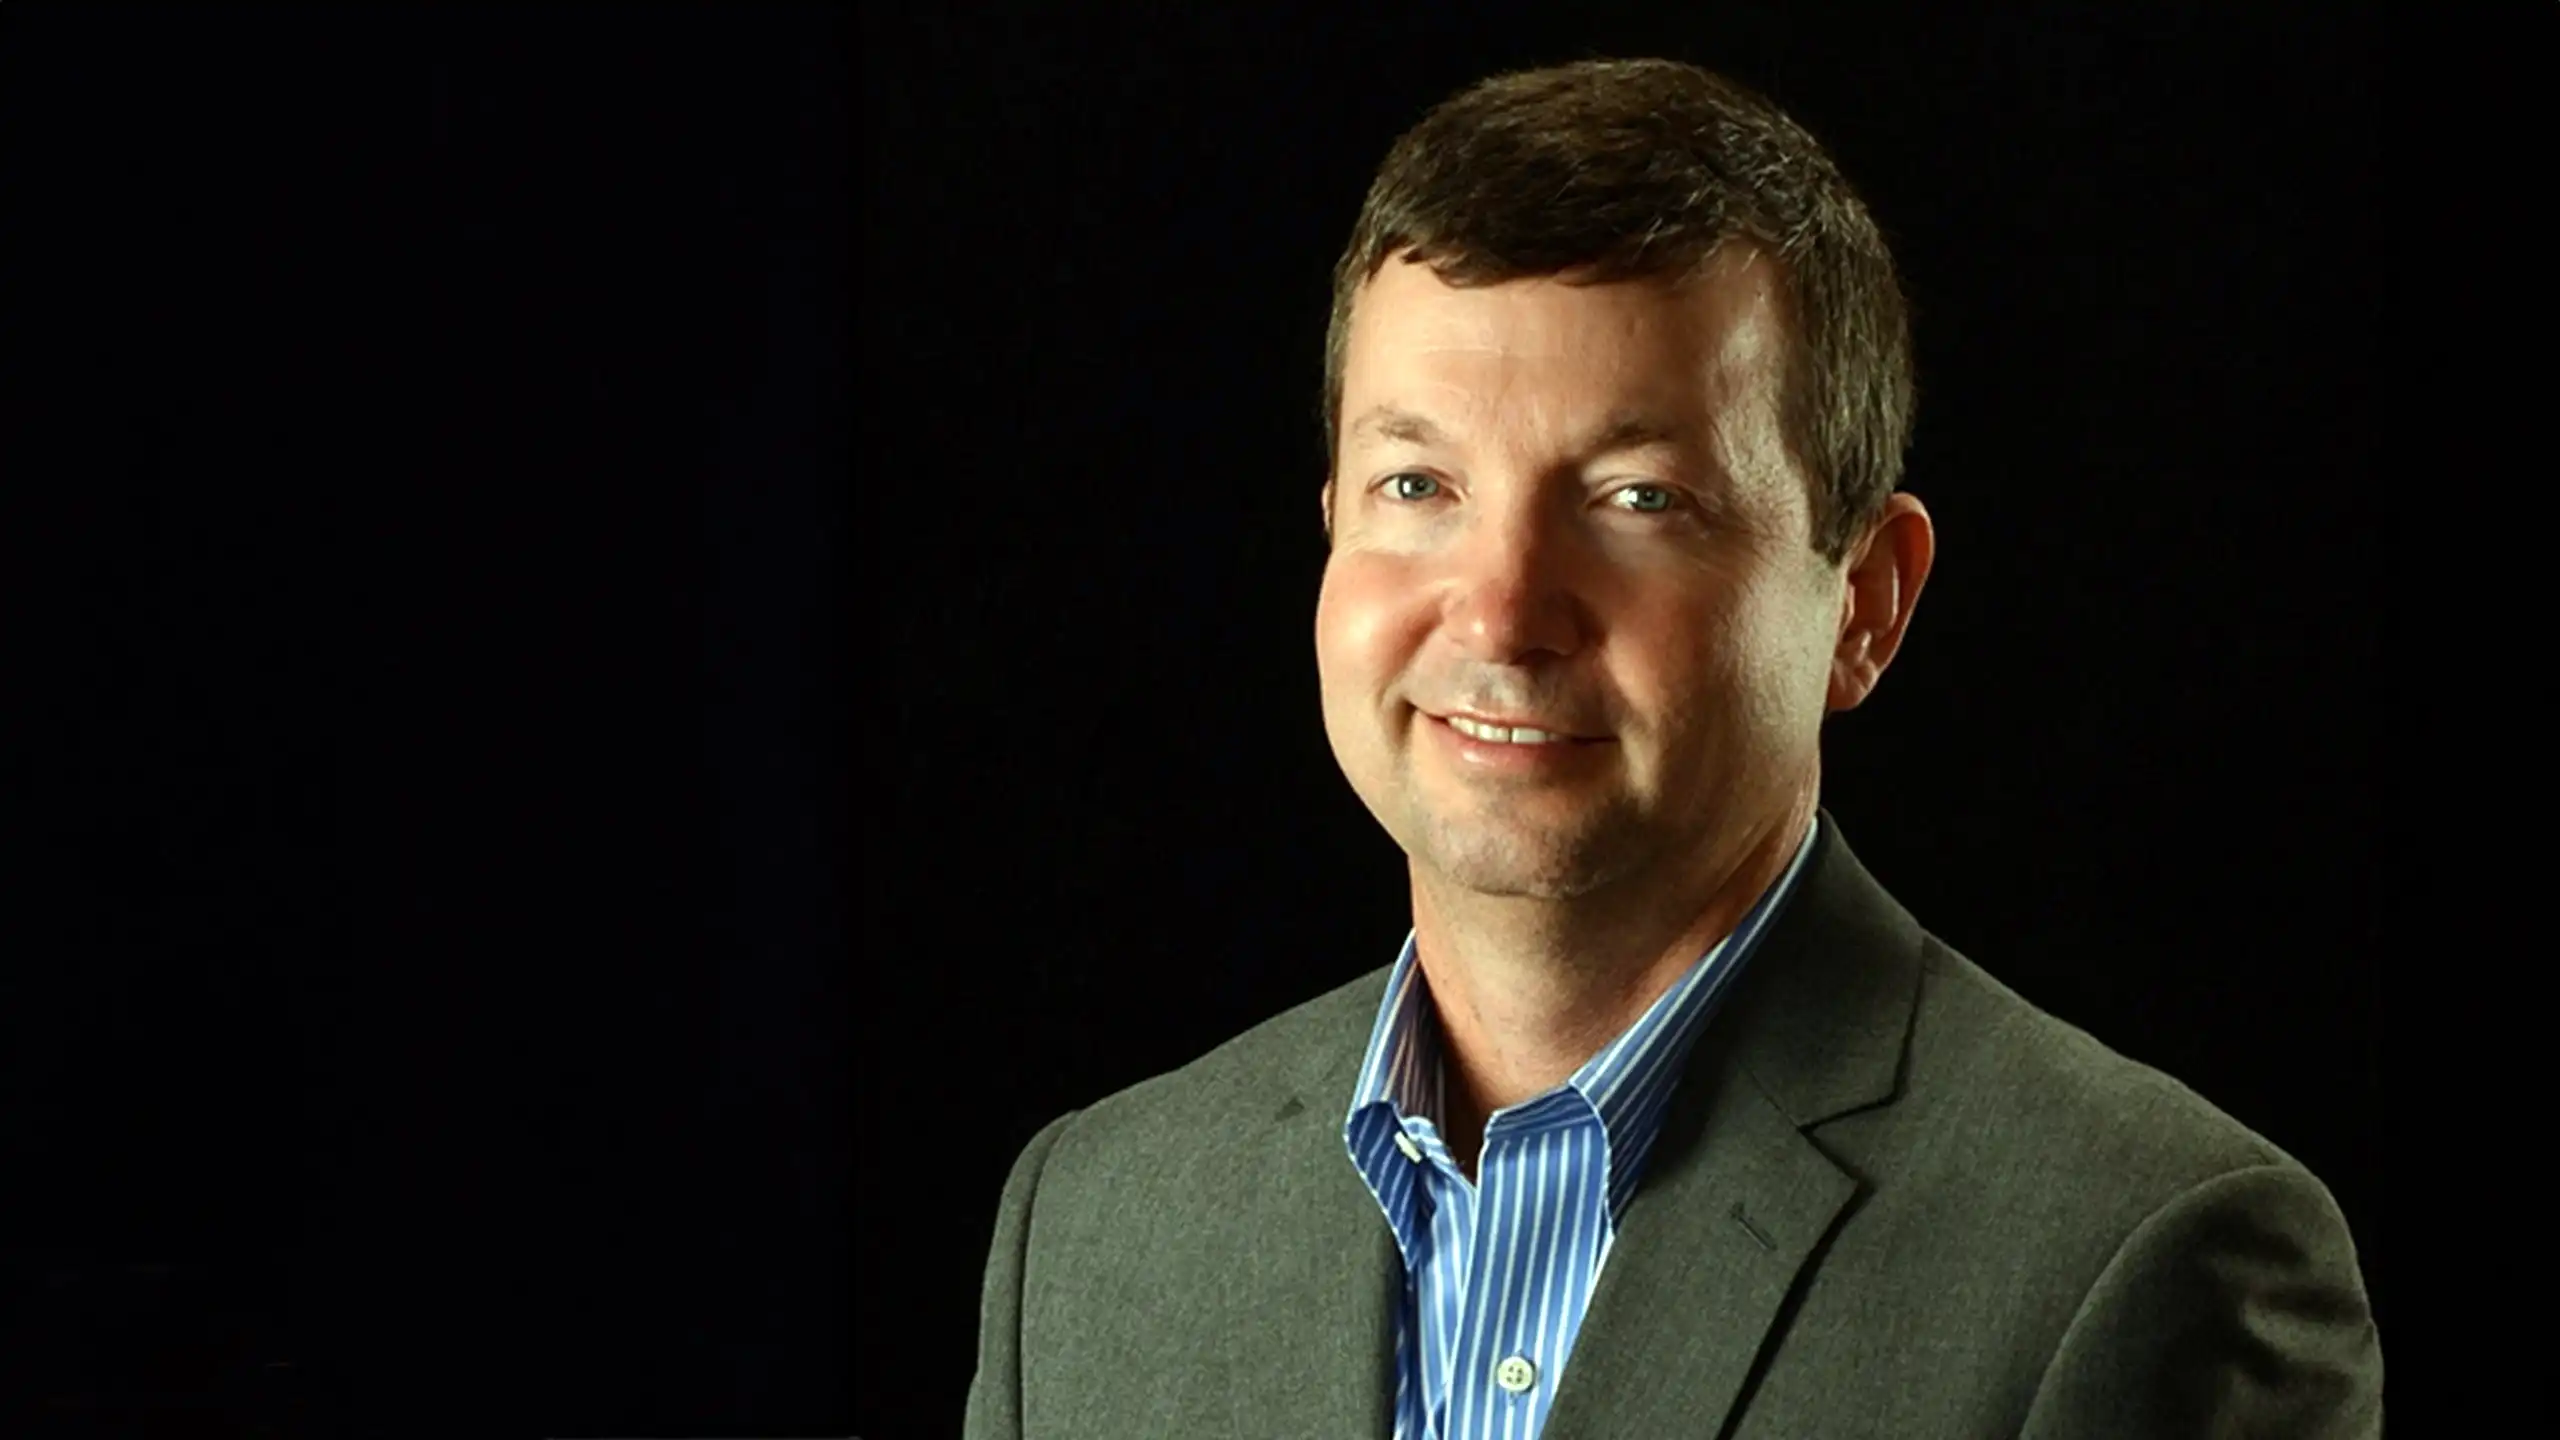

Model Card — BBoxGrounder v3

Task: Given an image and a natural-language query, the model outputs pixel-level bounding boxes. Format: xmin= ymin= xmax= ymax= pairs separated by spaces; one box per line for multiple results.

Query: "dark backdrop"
xmin=0 ymin=2 xmax=2384 ymax=1437
xmin=864 ymin=3 xmax=2382 ymax=1438
xmin=5 ymin=5 xmax=849 ymax=1435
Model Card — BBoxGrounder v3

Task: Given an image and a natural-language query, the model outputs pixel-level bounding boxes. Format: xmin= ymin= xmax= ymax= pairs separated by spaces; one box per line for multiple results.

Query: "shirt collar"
xmin=1345 ymin=813 xmax=1824 ymax=1200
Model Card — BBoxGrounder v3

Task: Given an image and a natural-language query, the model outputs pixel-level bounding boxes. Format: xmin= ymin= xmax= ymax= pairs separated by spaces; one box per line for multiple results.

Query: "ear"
xmin=1320 ymin=476 xmax=1335 ymax=542
xmin=1827 ymin=492 xmax=1935 ymax=712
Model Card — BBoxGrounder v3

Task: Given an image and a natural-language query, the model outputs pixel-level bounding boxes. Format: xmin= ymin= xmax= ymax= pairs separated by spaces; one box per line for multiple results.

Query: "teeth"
xmin=1448 ymin=716 xmax=1570 ymax=744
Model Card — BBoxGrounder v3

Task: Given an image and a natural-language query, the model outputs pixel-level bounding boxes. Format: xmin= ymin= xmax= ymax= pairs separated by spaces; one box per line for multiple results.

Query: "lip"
xmin=1433 ymin=710 xmax=1607 ymax=742
xmin=1423 ymin=711 xmax=1611 ymax=775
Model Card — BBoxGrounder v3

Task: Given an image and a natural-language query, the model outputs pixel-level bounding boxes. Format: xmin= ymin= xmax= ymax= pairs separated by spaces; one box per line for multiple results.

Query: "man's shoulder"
xmin=1898 ymin=936 xmax=2304 ymax=1195
xmin=1041 ymin=964 xmax=1391 ymax=1161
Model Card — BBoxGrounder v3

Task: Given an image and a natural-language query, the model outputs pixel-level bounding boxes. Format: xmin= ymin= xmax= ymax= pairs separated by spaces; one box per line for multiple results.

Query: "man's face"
xmin=1316 ymin=249 xmax=1850 ymax=903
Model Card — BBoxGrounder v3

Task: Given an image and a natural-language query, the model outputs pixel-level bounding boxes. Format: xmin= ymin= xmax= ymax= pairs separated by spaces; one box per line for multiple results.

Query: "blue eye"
xmin=1373 ymin=474 xmax=1687 ymax=517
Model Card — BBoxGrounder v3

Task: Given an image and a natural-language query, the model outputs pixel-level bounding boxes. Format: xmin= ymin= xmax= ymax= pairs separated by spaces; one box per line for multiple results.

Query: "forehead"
xmin=1339 ymin=248 xmax=1789 ymax=433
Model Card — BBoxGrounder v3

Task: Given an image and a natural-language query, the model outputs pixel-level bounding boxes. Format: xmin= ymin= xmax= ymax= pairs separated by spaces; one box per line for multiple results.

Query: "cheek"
xmin=1735 ymin=588 xmax=1844 ymax=734
xmin=1315 ymin=557 xmax=1420 ymax=694
xmin=1652 ymin=586 xmax=1831 ymax=753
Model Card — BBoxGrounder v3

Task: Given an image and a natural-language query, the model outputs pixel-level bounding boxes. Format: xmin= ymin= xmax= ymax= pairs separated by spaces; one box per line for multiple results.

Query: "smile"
xmin=1444 ymin=715 xmax=1578 ymax=745
xmin=1425 ymin=712 xmax=1610 ymax=774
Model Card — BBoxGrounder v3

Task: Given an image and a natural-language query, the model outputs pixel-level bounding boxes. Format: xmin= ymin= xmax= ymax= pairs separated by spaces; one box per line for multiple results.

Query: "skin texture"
xmin=1315 ymin=248 xmax=1936 ymax=1178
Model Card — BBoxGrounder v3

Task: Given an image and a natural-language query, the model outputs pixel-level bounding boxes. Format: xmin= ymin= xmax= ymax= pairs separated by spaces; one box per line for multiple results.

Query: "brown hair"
xmin=1322 ymin=58 xmax=1914 ymax=564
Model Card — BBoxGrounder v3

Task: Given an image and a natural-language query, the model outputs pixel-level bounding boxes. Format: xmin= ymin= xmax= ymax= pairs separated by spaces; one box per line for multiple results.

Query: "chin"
xmin=1411 ymin=826 xmax=1636 ymax=903
xmin=1440 ymin=871 xmax=1615 ymax=903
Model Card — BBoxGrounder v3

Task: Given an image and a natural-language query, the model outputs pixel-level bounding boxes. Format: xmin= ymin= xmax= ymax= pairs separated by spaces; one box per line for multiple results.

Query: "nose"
xmin=1438 ymin=504 xmax=1589 ymax=664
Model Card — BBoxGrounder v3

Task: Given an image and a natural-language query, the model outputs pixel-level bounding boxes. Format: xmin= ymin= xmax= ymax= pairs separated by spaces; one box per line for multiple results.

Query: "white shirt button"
xmin=1495 ymin=1355 xmax=1537 ymax=1393
xmin=1392 ymin=1129 xmax=1424 ymax=1163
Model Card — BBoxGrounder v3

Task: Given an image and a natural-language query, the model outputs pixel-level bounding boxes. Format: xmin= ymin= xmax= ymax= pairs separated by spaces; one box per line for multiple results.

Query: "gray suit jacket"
xmin=964 ymin=817 xmax=2383 ymax=1437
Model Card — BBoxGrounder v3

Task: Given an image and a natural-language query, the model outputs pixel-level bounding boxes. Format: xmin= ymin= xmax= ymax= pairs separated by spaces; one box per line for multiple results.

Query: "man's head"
xmin=1320 ymin=58 xmax=1916 ymax=564
xmin=1314 ymin=58 xmax=1933 ymax=906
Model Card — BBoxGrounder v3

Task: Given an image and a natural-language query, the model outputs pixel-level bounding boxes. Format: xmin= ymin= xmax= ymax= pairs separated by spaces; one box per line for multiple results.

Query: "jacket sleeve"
xmin=963 ymin=1110 xmax=1079 ymax=1440
xmin=2020 ymin=1161 xmax=2383 ymax=1438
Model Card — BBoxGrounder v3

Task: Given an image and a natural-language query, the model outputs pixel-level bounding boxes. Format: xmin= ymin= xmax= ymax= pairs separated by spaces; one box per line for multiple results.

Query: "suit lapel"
xmin=1542 ymin=814 xmax=1928 ymax=1439
xmin=1221 ymin=982 xmax=1405 ymax=1439
xmin=1538 ymin=1053 xmax=1859 ymax=1440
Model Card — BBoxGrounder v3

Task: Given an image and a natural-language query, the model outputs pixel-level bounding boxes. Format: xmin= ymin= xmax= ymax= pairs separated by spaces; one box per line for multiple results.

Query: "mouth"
xmin=1427 ymin=709 xmax=1608 ymax=746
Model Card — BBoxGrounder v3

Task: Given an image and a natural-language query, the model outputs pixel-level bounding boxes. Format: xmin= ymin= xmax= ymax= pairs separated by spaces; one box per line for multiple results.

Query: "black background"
xmin=1 ymin=2 xmax=2389 ymax=1437
xmin=6 ymin=4 xmax=849 ymax=1435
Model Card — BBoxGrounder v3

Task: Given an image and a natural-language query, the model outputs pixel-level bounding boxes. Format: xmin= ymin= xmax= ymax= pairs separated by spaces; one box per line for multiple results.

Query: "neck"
xmin=1412 ymin=782 xmax=1817 ymax=1179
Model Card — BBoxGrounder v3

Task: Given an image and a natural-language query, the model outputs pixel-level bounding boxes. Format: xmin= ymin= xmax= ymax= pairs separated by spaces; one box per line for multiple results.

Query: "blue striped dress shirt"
xmin=1342 ymin=817 xmax=1821 ymax=1440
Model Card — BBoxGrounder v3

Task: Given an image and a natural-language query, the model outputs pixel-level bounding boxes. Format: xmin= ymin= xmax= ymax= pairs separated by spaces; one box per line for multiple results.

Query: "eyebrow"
xmin=1582 ymin=414 xmax=1693 ymax=454
xmin=1344 ymin=405 xmax=1695 ymax=457
xmin=1345 ymin=405 xmax=1447 ymax=448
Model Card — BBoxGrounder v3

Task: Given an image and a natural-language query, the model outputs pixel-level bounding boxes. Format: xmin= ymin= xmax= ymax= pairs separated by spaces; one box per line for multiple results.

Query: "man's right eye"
xmin=1381 ymin=473 xmax=1442 ymax=502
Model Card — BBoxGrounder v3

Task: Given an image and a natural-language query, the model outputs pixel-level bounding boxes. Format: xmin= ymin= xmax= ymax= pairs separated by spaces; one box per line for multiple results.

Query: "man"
xmin=964 ymin=58 xmax=2382 ymax=1438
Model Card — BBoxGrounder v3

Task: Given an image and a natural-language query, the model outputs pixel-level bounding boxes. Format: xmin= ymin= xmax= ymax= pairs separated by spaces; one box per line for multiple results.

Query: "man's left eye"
xmin=1612 ymin=484 xmax=1680 ymax=514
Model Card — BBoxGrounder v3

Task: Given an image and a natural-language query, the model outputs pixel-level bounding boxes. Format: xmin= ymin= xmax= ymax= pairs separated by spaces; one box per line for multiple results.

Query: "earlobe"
xmin=1826 ymin=633 xmax=1877 ymax=714
xmin=1825 ymin=493 xmax=1934 ymax=714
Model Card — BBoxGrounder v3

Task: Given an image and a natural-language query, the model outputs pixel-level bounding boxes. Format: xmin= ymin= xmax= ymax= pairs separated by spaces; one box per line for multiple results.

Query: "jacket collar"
xmin=1543 ymin=811 xmax=1927 ymax=1438
xmin=1702 ymin=809 xmax=1926 ymax=1129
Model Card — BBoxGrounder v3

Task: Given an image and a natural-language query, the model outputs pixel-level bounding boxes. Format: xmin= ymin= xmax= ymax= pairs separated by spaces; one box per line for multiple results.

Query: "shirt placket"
xmin=1450 ymin=1118 xmax=1530 ymax=1440
xmin=1414 ymin=1123 xmax=1472 ymax=1440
